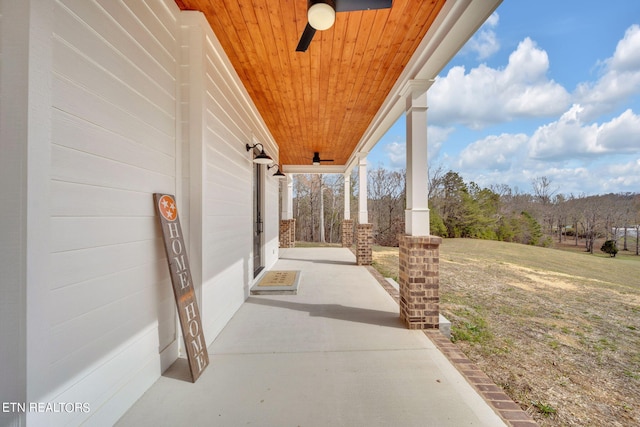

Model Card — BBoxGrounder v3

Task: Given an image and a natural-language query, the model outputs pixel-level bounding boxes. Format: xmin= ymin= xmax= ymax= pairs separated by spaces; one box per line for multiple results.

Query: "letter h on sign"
xmin=154 ymin=193 xmax=209 ymax=382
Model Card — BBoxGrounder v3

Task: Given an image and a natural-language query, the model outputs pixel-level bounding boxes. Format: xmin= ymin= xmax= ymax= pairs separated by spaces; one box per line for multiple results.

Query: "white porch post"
xmin=287 ymin=175 xmax=293 ymax=220
xmin=402 ymin=79 xmax=432 ymax=236
xmin=279 ymin=174 xmax=295 ymax=248
xmin=358 ymin=154 xmax=368 ymax=224
xmin=356 ymin=154 xmax=372 ymax=264
xmin=341 ymin=173 xmax=354 ymax=247
xmin=281 ymin=174 xmax=293 ymax=220
xmin=1 ymin=1 xmax=52 ymax=420
xmin=343 ymin=173 xmax=351 ymax=220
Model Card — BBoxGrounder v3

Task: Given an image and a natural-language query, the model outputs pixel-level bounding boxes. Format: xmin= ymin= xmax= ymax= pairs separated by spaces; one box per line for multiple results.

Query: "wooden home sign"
xmin=154 ymin=193 xmax=209 ymax=382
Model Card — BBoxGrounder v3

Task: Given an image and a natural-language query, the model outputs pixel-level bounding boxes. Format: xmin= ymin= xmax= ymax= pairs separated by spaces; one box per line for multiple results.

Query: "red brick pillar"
xmin=341 ymin=219 xmax=354 ymax=248
xmin=279 ymin=219 xmax=296 ymax=248
xmin=279 ymin=220 xmax=291 ymax=248
xmin=356 ymin=224 xmax=373 ymax=265
xmin=398 ymin=235 xmax=441 ymax=329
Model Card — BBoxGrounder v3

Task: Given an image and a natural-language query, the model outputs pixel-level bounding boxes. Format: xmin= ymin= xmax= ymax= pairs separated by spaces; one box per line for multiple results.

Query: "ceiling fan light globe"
xmin=312 ymin=152 xmax=321 ymax=165
xmin=308 ymin=3 xmax=335 ymax=31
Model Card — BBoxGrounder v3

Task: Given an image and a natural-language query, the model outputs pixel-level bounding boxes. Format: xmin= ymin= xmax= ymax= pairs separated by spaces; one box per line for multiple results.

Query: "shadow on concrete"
xmin=278 ymin=256 xmax=355 ymax=266
xmin=310 ymin=259 xmax=355 ymax=266
xmin=161 ymin=358 xmax=192 ymax=383
xmin=246 ymin=296 xmax=404 ymax=329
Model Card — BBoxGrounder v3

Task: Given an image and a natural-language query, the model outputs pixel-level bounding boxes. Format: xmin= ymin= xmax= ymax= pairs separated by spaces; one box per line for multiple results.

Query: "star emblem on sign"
xmin=158 ymin=195 xmax=177 ymax=221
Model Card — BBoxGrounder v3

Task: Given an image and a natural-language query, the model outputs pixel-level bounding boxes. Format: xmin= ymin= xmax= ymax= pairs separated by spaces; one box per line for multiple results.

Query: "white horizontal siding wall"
xmin=45 ymin=0 xmax=181 ymax=425
xmin=1 ymin=2 xmax=282 ymax=425
xmin=181 ymin=13 xmax=280 ymax=345
xmin=0 ymin=2 xmax=28 ymax=426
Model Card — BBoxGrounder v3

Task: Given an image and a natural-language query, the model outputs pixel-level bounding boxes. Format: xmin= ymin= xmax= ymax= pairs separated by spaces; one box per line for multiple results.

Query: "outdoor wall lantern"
xmin=246 ymin=143 xmax=273 ymax=164
xmin=268 ymin=164 xmax=286 ymax=178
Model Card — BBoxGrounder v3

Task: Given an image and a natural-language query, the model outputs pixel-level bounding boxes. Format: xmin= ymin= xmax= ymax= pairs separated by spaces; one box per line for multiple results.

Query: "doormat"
xmin=251 ymin=270 xmax=300 ymax=295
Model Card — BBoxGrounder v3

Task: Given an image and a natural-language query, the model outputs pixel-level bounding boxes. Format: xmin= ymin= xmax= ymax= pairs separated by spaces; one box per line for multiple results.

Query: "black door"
xmin=253 ymin=163 xmax=264 ymax=277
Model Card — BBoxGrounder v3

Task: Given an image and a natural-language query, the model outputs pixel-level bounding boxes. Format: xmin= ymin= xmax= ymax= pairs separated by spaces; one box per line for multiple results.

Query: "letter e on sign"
xmin=153 ymin=193 xmax=209 ymax=382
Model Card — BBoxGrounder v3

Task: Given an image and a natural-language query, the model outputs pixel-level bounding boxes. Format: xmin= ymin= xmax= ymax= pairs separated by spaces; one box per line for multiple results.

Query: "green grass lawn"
xmin=371 ymin=238 xmax=640 ymax=426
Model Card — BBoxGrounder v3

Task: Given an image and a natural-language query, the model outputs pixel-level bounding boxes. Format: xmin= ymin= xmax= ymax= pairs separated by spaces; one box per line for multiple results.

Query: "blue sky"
xmin=368 ymin=0 xmax=640 ymax=196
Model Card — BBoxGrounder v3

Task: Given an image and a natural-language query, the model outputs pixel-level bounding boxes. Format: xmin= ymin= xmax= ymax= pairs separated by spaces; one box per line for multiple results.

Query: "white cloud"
xmin=532 ymin=166 xmax=592 ymax=195
xmin=427 ymin=23 xmax=640 ymax=195
xmin=458 ymin=133 xmax=528 ymax=171
xmin=597 ymin=109 xmax=640 ymax=152
xmin=609 ymin=24 xmax=640 ymax=72
xmin=427 ymin=125 xmax=454 ymax=159
xmin=452 ymin=106 xmax=640 ymax=194
xmin=605 ymin=158 xmax=640 ymax=190
xmin=540 ymin=159 xmax=640 ymax=195
xmin=430 ymin=38 xmax=571 ymax=128
xmin=574 ymin=25 xmax=640 ymax=120
xmin=380 ymin=126 xmax=453 ymax=169
xmin=529 ymin=106 xmax=640 ymax=159
xmin=464 ymin=12 xmax=500 ymax=60
xmin=485 ymin=12 xmax=499 ymax=27
xmin=383 ymin=140 xmax=406 ymax=169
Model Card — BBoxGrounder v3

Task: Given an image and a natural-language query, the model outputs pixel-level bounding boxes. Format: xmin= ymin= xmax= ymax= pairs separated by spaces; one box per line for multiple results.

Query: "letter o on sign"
xmin=172 ymin=239 xmax=183 ymax=255
xmin=189 ymin=319 xmax=199 ymax=337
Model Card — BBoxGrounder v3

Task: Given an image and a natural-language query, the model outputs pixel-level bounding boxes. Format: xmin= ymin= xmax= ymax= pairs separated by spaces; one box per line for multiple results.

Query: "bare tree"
xmin=577 ymin=195 xmax=608 ymax=254
xmin=368 ymin=166 xmax=405 ymax=246
xmin=320 ymin=174 xmax=343 ymax=243
xmin=428 ymin=163 xmax=446 ymax=201
xmin=531 ymin=176 xmax=558 ymax=236
xmin=564 ymin=194 xmax=582 ymax=247
xmin=618 ymin=193 xmax=638 ymax=252
xmin=293 ymin=174 xmax=322 ymax=242
xmin=629 ymin=195 xmax=640 ymax=255
xmin=531 ymin=176 xmax=557 ymax=205
xmin=553 ymin=194 xmax=568 ymax=243
xmin=319 ymin=174 xmax=326 ymax=243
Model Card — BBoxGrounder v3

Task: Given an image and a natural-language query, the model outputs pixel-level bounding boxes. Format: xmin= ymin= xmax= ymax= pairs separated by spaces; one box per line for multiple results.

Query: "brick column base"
xmin=279 ymin=219 xmax=296 ymax=248
xmin=341 ymin=219 xmax=354 ymax=248
xmin=356 ymin=224 xmax=373 ymax=265
xmin=398 ymin=235 xmax=442 ymax=329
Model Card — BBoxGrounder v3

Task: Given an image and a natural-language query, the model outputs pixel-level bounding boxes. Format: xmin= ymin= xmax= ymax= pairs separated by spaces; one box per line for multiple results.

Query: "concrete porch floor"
xmin=117 ymin=247 xmax=508 ymax=427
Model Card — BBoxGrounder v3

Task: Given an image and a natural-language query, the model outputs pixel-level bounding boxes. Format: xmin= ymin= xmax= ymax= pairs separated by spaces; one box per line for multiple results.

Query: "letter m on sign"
xmin=153 ymin=193 xmax=209 ymax=382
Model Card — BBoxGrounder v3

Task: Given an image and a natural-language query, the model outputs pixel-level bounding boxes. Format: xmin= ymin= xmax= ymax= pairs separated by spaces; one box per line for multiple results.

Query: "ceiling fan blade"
xmin=296 ymin=23 xmax=317 ymax=52
xmin=336 ymin=0 xmax=392 ymax=12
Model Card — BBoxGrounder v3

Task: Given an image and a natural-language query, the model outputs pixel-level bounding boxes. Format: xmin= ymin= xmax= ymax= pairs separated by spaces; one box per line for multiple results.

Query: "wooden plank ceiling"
xmin=175 ymin=0 xmax=446 ymax=166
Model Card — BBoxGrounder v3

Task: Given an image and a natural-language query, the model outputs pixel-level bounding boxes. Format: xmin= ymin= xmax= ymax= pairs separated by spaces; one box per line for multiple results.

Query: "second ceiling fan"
xmin=296 ymin=0 xmax=393 ymax=52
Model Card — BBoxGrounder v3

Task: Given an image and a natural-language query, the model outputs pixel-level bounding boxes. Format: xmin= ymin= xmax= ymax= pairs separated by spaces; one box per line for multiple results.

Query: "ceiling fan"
xmin=312 ymin=152 xmax=334 ymax=165
xmin=296 ymin=0 xmax=393 ymax=52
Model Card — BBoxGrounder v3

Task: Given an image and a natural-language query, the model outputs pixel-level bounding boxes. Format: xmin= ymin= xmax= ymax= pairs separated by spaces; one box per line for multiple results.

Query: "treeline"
xmin=291 ymin=167 xmax=640 ymax=254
